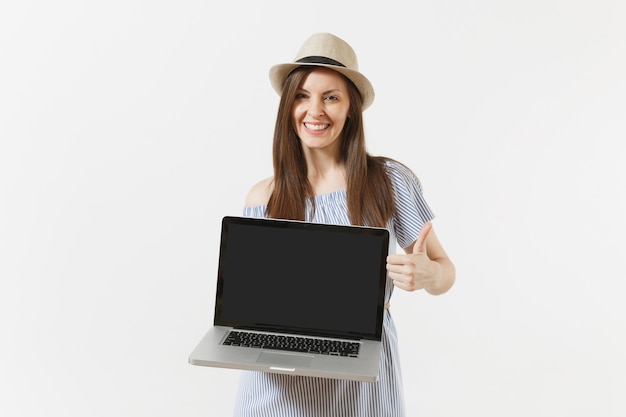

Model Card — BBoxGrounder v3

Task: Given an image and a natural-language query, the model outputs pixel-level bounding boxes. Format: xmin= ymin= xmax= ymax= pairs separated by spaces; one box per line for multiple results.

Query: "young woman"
xmin=234 ymin=32 xmax=455 ymax=417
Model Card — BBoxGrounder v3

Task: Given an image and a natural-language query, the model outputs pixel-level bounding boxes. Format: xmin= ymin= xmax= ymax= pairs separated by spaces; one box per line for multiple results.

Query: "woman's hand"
xmin=386 ymin=222 xmax=441 ymax=292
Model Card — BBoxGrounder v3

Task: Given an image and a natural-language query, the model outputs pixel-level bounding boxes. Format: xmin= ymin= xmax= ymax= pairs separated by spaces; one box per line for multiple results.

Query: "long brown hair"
xmin=266 ymin=66 xmax=395 ymax=227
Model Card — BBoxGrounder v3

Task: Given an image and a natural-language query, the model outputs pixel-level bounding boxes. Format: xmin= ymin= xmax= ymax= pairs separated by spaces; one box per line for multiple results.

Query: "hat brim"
xmin=269 ymin=63 xmax=375 ymax=110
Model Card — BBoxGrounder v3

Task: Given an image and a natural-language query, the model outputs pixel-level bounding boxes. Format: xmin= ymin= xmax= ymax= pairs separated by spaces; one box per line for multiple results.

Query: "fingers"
xmin=412 ymin=222 xmax=433 ymax=255
xmin=386 ymin=222 xmax=434 ymax=292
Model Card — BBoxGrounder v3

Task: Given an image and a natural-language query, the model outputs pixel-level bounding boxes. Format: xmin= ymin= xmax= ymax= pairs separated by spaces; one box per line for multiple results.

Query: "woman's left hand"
xmin=386 ymin=222 xmax=440 ymax=292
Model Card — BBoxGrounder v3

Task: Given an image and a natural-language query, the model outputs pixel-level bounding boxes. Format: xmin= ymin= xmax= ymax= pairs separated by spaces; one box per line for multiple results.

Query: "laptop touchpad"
xmin=257 ymin=352 xmax=313 ymax=368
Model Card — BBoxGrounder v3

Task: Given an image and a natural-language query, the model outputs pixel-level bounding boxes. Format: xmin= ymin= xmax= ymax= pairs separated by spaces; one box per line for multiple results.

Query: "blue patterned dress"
xmin=233 ymin=160 xmax=435 ymax=417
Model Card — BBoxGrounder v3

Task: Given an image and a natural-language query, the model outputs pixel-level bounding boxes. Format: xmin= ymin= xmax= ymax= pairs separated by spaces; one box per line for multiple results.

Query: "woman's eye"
xmin=295 ymin=93 xmax=308 ymax=99
xmin=325 ymin=95 xmax=338 ymax=101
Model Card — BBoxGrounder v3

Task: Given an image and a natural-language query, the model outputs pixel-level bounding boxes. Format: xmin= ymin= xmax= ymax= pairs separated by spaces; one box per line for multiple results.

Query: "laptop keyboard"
xmin=223 ymin=331 xmax=360 ymax=357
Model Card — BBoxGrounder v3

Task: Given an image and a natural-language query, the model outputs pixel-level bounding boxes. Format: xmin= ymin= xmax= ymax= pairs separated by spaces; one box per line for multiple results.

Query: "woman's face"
xmin=291 ymin=68 xmax=351 ymax=153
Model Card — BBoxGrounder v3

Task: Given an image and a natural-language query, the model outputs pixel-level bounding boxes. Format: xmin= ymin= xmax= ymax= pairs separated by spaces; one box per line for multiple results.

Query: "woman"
xmin=234 ymin=32 xmax=455 ymax=416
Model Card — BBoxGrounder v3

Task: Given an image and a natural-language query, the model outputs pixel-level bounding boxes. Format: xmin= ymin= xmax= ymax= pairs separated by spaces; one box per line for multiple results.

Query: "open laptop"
xmin=188 ymin=215 xmax=390 ymax=381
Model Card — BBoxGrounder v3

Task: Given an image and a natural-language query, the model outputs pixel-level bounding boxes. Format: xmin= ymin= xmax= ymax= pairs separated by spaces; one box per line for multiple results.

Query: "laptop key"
xmin=223 ymin=331 xmax=360 ymax=357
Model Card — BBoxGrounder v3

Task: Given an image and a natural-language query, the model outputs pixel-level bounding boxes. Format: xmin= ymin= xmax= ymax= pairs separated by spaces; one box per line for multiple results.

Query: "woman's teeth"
xmin=305 ymin=123 xmax=329 ymax=131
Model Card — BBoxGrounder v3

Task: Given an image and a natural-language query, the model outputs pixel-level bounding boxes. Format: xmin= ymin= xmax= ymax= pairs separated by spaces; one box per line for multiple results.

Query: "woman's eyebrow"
xmin=296 ymin=87 xmax=343 ymax=94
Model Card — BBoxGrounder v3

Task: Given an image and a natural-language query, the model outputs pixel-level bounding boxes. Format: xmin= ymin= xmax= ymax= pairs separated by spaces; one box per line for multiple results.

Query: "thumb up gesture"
xmin=386 ymin=222 xmax=439 ymax=292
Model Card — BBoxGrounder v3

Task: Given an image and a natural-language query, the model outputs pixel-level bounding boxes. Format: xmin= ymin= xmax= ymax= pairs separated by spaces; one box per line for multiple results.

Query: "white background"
xmin=1 ymin=1 xmax=625 ymax=416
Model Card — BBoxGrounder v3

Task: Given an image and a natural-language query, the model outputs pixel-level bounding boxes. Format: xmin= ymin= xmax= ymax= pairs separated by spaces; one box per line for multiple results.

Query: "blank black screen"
xmin=214 ymin=217 xmax=389 ymax=340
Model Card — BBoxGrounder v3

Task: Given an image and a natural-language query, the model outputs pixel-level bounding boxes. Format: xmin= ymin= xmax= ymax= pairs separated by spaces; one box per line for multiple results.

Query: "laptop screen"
xmin=213 ymin=216 xmax=389 ymax=340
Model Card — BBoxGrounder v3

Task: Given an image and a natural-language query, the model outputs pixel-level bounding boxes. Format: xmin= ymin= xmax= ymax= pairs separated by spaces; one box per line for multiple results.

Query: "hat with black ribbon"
xmin=269 ymin=32 xmax=375 ymax=110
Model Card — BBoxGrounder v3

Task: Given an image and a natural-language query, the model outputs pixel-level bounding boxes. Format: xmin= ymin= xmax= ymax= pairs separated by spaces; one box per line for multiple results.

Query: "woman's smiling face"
xmin=291 ymin=68 xmax=351 ymax=153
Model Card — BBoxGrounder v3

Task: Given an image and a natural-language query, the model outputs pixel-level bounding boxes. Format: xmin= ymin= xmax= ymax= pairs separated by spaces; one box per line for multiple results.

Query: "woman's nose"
xmin=307 ymin=97 xmax=325 ymax=117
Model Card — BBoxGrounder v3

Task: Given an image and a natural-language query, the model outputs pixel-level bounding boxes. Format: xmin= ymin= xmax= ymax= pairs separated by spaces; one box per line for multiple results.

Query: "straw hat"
xmin=269 ymin=33 xmax=375 ymax=110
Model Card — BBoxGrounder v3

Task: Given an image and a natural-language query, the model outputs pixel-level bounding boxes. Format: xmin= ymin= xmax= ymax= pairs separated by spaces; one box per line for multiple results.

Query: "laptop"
xmin=188 ymin=215 xmax=390 ymax=382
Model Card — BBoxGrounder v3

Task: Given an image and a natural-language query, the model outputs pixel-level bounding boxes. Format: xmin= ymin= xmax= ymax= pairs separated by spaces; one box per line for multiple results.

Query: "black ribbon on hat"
xmin=296 ymin=56 xmax=346 ymax=68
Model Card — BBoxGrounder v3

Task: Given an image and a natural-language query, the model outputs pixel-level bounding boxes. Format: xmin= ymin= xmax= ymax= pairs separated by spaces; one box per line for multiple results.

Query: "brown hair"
xmin=266 ymin=67 xmax=395 ymax=227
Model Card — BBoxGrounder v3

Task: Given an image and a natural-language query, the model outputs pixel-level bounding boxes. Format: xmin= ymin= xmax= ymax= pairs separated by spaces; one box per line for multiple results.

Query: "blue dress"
xmin=233 ymin=160 xmax=435 ymax=417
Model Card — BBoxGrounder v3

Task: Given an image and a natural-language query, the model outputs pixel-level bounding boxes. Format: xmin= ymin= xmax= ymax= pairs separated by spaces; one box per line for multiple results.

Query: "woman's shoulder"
xmin=245 ymin=176 xmax=274 ymax=207
xmin=377 ymin=157 xmax=416 ymax=178
xmin=379 ymin=156 xmax=409 ymax=171
xmin=378 ymin=156 xmax=424 ymax=189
